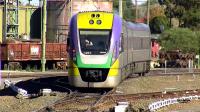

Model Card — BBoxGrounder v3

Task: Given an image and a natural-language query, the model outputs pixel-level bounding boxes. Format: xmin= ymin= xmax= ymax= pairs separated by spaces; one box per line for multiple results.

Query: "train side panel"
xmin=119 ymin=22 xmax=151 ymax=77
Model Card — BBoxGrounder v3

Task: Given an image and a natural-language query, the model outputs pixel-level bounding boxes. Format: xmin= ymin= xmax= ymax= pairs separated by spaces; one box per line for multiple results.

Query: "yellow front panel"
xmin=77 ymin=12 xmax=113 ymax=29
xmin=108 ymin=59 xmax=119 ymax=76
xmin=68 ymin=59 xmax=80 ymax=76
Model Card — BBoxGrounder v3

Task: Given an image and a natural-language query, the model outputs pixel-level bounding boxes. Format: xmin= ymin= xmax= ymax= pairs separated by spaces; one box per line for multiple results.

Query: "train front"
xmin=68 ymin=12 xmax=122 ymax=88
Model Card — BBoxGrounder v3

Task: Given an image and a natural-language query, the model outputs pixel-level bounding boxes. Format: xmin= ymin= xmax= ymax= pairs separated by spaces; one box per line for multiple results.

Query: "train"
xmin=67 ymin=11 xmax=151 ymax=88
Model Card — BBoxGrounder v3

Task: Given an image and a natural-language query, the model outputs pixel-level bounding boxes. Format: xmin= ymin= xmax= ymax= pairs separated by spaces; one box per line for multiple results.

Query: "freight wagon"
xmin=0 ymin=41 xmax=67 ymax=70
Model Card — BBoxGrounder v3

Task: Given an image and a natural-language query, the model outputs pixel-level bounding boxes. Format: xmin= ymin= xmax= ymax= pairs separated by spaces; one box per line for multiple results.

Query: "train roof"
xmin=126 ymin=22 xmax=150 ymax=31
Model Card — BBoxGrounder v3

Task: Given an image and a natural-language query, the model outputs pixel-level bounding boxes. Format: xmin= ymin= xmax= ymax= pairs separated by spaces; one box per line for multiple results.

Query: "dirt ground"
xmin=0 ymin=93 xmax=66 ymax=112
xmin=116 ymin=74 xmax=200 ymax=94
xmin=1 ymin=73 xmax=200 ymax=111
xmin=115 ymin=74 xmax=200 ymax=111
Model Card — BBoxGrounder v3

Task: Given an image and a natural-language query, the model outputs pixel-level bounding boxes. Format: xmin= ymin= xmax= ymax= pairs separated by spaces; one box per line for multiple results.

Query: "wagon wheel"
xmin=8 ymin=63 xmax=14 ymax=70
xmin=53 ymin=63 xmax=57 ymax=71
xmin=4 ymin=64 xmax=8 ymax=70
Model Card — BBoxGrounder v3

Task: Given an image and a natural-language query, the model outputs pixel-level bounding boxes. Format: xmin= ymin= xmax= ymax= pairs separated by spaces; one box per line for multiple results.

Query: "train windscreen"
xmin=79 ymin=30 xmax=111 ymax=55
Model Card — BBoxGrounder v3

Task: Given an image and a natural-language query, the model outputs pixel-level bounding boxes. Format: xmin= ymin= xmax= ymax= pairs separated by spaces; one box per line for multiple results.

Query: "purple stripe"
xmin=0 ymin=47 xmax=1 ymax=85
xmin=69 ymin=15 xmax=78 ymax=58
xmin=111 ymin=15 xmax=122 ymax=58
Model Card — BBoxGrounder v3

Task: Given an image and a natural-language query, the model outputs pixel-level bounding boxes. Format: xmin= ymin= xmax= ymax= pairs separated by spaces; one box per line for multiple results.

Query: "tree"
xmin=181 ymin=9 xmax=200 ymax=30
xmin=113 ymin=0 xmax=135 ymax=21
xmin=160 ymin=0 xmax=200 ymax=28
xmin=150 ymin=4 xmax=165 ymax=20
xmin=158 ymin=28 xmax=199 ymax=54
xmin=195 ymin=31 xmax=200 ymax=55
xmin=150 ymin=16 xmax=169 ymax=34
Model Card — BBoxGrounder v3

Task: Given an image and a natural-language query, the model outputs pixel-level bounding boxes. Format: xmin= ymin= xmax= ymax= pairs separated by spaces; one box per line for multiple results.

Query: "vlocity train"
xmin=67 ymin=11 xmax=151 ymax=88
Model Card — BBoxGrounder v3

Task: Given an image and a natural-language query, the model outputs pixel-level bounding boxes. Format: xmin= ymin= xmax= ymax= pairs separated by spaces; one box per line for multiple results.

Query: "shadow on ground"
xmin=0 ymin=76 xmax=70 ymax=96
xmin=0 ymin=76 xmax=112 ymax=97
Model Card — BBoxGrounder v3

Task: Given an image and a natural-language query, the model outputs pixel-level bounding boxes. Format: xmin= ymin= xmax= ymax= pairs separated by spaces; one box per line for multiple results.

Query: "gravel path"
xmin=0 ymin=93 xmax=66 ymax=112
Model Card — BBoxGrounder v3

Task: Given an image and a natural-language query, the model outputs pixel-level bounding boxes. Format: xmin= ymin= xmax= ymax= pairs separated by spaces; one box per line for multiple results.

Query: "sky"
xmin=20 ymin=0 xmax=147 ymax=6
xmin=20 ymin=0 xmax=39 ymax=6
xmin=132 ymin=0 xmax=147 ymax=5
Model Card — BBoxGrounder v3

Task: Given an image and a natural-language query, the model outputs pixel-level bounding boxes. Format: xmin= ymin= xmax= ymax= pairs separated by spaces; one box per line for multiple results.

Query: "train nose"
xmin=79 ymin=68 xmax=109 ymax=82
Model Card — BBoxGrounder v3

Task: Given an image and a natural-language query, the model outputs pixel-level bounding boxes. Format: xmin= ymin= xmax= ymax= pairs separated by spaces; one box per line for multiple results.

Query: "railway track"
xmin=2 ymin=69 xmax=200 ymax=111
xmin=15 ymin=75 xmax=113 ymax=112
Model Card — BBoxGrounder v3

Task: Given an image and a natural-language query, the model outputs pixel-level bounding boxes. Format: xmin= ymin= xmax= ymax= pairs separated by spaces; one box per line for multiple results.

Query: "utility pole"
xmin=135 ymin=0 xmax=138 ymax=21
xmin=147 ymin=0 xmax=150 ymax=25
xmin=119 ymin=0 xmax=123 ymax=18
xmin=41 ymin=0 xmax=46 ymax=72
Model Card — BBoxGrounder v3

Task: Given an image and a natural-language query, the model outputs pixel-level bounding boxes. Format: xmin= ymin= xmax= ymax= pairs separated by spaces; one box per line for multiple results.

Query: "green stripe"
xmin=76 ymin=53 xmax=112 ymax=68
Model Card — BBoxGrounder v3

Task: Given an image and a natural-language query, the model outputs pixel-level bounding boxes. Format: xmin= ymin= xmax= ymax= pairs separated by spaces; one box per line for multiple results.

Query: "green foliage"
xmin=150 ymin=16 xmax=169 ymax=34
xmin=182 ymin=9 xmax=200 ymax=29
xmin=158 ymin=28 xmax=199 ymax=54
xmin=175 ymin=0 xmax=200 ymax=10
xmin=161 ymin=0 xmax=200 ymax=28
xmin=113 ymin=0 xmax=135 ymax=21
xmin=195 ymin=31 xmax=200 ymax=54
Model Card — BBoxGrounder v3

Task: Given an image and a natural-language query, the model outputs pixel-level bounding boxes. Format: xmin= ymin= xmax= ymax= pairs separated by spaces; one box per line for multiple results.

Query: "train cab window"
xmin=119 ymin=33 xmax=124 ymax=53
xmin=79 ymin=30 xmax=111 ymax=55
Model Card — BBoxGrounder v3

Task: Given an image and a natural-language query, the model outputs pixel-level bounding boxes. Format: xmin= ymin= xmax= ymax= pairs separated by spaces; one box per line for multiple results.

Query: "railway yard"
xmin=0 ymin=0 xmax=200 ymax=112
xmin=0 ymin=69 xmax=200 ymax=112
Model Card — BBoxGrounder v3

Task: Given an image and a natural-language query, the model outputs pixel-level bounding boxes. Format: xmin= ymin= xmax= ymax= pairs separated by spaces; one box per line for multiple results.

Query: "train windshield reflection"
xmin=79 ymin=30 xmax=111 ymax=55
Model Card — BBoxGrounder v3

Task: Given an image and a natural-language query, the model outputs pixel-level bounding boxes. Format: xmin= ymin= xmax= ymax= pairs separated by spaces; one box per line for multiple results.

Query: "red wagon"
xmin=0 ymin=41 xmax=67 ymax=70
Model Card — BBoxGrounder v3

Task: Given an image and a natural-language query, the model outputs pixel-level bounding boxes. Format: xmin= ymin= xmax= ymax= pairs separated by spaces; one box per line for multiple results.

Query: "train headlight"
xmin=96 ymin=14 xmax=100 ymax=18
xmin=97 ymin=20 xmax=102 ymax=25
xmin=91 ymin=14 xmax=95 ymax=18
xmin=89 ymin=20 xmax=94 ymax=24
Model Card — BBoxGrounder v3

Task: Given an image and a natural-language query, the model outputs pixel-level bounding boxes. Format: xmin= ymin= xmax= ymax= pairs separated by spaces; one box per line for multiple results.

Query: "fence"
xmin=148 ymin=95 xmax=200 ymax=111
